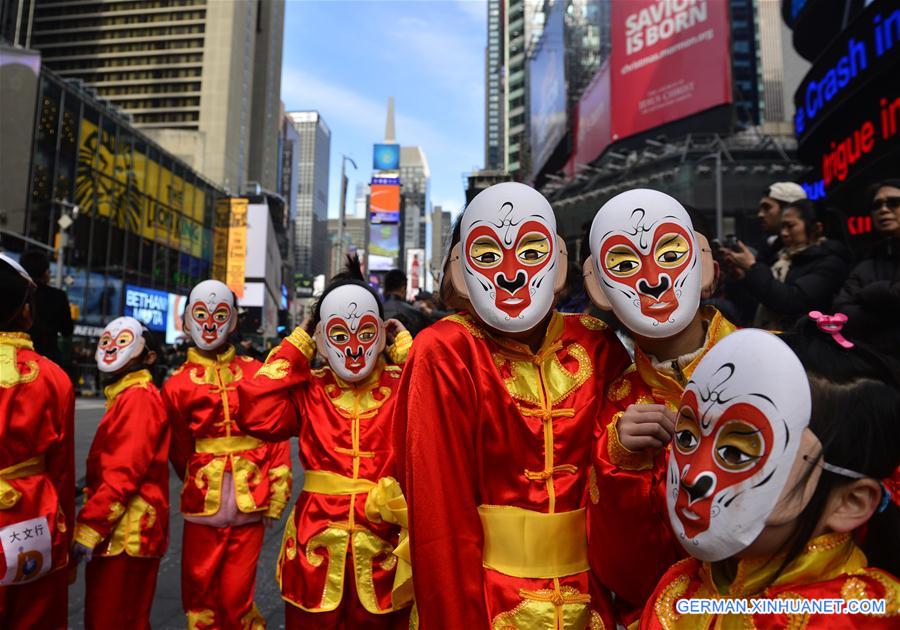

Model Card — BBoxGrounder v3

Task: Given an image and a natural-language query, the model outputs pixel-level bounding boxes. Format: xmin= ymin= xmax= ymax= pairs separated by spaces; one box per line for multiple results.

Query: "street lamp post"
xmin=336 ymin=155 xmax=358 ymax=269
xmin=53 ymin=199 xmax=79 ymax=289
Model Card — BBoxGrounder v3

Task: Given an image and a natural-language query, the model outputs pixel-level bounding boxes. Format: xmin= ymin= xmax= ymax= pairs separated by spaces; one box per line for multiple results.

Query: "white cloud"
xmin=455 ymin=0 xmax=487 ymax=23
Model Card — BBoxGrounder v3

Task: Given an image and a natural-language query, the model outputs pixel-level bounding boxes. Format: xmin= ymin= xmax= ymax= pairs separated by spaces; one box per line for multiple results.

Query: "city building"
xmin=327 ymin=216 xmax=368 ymax=279
xmin=485 ymin=0 xmax=503 ymax=170
xmin=26 ymin=0 xmax=286 ymax=193
xmin=286 ymin=111 xmax=331 ymax=278
xmin=430 ymin=205 xmax=452 ymax=285
xmin=0 ymin=0 xmax=35 ymax=48
xmin=400 ymin=145 xmax=430 ymax=256
xmin=1 ymin=64 xmax=226 ymax=330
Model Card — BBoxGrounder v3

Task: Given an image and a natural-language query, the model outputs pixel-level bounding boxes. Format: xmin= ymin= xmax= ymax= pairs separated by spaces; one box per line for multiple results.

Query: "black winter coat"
xmin=832 ymin=237 xmax=900 ymax=350
xmin=744 ymin=239 xmax=851 ymax=330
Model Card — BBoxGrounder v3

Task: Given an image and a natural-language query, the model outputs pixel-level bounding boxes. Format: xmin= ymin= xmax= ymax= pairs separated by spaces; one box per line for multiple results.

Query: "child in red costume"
xmin=72 ymin=316 xmax=169 ymax=630
xmin=0 ymin=254 xmax=75 ymax=630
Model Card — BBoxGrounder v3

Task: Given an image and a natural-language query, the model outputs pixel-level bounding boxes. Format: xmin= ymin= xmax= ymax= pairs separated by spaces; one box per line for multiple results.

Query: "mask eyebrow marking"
xmin=724 ymin=492 xmax=742 ymax=507
xmin=657 ymin=234 xmax=680 ymax=249
xmin=751 ymin=469 xmax=776 ymax=489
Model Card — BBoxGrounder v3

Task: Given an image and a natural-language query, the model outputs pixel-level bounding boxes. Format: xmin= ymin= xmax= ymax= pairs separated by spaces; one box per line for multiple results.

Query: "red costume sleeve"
xmin=395 ymin=328 xmax=488 ymax=627
xmin=49 ymin=366 xmax=76 ymax=543
xmin=590 ymin=369 xmax=682 ymax=620
xmin=236 ymin=328 xmax=313 ymax=441
xmin=262 ymin=438 xmax=293 ymax=519
xmin=162 ymin=381 xmax=193 ymax=482
xmin=75 ymin=387 xmax=168 ymax=548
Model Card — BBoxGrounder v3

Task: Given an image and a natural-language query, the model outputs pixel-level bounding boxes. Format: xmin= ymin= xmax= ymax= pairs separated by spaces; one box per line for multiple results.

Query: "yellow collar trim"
xmin=187 ymin=345 xmax=236 ymax=367
xmin=490 ymin=311 xmax=565 ymax=362
xmin=705 ymin=532 xmax=864 ymax=597
xmin=104 ymin=369 xmax=153 ymax=407
xmin=0 ymin=332 xmax=33 ymax=350
xmin=635 ymin=307 xmax=737 ymax=400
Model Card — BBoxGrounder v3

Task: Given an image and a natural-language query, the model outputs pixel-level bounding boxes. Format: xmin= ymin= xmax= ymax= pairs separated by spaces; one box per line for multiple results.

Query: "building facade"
xmin=327 ymin=216 xmax=368 ymax=279
xmin=287 ymin=111 xmax=330 ymax=278
xmin=400 ymin=146 xmax=430 ymax=258
xmin=27 ymin=0 xmax=285 ymax=193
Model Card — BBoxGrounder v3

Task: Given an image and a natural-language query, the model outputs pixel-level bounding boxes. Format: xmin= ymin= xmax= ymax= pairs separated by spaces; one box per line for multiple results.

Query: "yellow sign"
xmin=212 ymin=198 xmax=247 ymax=298
xmin=75 ymin=119 xmax=206 ymax=258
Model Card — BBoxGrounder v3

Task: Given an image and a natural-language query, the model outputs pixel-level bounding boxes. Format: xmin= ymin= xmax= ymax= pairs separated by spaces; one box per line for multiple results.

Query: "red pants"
xmin=0 ymin=567 xmax=68 ymax=629
xmin=284 ymin=562 xmax=410 ymax=630
xmin=182 ymin=520 xmax=265 ymax=629
xmin=85 ymin=554 xmax=160 ymax=630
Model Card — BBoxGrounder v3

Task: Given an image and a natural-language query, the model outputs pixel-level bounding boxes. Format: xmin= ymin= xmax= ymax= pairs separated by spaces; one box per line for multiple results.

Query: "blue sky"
xmin=280 ymin=0 xmax=487 ymax=219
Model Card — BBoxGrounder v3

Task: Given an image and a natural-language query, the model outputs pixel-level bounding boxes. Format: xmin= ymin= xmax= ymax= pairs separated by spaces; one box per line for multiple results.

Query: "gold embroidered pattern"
xmin=106 ymin=496 xmax=157 ymax=557
xmin=606 ymin=369 xmax=634 ymax=402
xmin=266 ymin=465 xmax=291 ymax=519
xmin=387 ymin=330 xmax=412 ymax=365
xmin=231 ymin=457 xmax=263 ymax=512
xmin=239 ymin=603 xmax=265 ymax=629
xmin=0 ymin=335 xmax=39 ymax=388
xmin=304 ymin=526 xmax=351 ymax=611
xmin=352 ymin=528 xmax=397 ymax=614
xmin=841 ymin=577 xmax=868 ymax=602
xmin=277 ymin=506 xmax=298 ymax=587
xmin=284 ymin=326 xmax=317 ymax=360
xmin=257 ymin=358 xmax=290 ymax=380
xmin=494 ymin=343 xmax=592 ymax=407
xmin=446 ymin=313 xmax=484 ymax=338
xmin=588 ymin=465 xmax=600 ymax=505
xmin=855 ymin=569 xmax=900 ymax=616
xmin=492 ymin=583 xmax=593 ymax=629
xmin=579 ymin=315 xmax=607 ymax=331
xmin=186 ymin=609 xmax=215 ymax=630
xmin=774 ymin=592 xmax=809 ymax=630
xmin=606 ymin=415 xmax=654 ymax=471
xmin=654 ymin=574 xmax=691 ymax=630
xmin=192 ymin=457 xmax=227 ymax=515
xmin=325 ymin=383 xmax=392 ymax=418
xmin=106 ymin=501 xmax=126 ymax=522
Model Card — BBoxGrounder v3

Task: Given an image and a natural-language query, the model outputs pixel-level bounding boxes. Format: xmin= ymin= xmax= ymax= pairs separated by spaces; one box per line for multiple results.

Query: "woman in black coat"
xmin=833 ymin=179 xmax=900 ymax=351
xmin=723 ymin=199 xmax=851 ymax=331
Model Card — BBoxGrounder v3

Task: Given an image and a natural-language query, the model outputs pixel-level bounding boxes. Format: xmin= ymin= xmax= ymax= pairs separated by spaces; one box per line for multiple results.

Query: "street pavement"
xmin=68 ymin=397 xmax=305 ymax=629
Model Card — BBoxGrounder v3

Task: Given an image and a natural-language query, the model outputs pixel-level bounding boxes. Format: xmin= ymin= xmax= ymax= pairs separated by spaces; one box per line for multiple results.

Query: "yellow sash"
xmin=478 ymin=505 xmax=588 ymax=579
xmin=194 ymin=435 xmax=262 ymax=455
xmin=302 ymin=470 xmax=376 ymax=495
xmin=0 ymin=455 xmax=46 ymax=509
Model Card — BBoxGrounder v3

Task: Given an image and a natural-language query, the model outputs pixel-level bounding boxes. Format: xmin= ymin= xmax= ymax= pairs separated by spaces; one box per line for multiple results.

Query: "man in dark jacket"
xmin=756 ymin=181 xmax=807 ymax=265
xmin=382 ymin=269 xmax=427 ymax=336
xmin=833 ymin=179 xmax=900 ymax=351
xmin=19 ymin=251 xmax=74 ymax=367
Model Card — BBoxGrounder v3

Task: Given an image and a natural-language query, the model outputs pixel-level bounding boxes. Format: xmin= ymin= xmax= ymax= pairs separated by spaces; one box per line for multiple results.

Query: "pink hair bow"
xmin=808 ymin=311 xmax=854 ymax=349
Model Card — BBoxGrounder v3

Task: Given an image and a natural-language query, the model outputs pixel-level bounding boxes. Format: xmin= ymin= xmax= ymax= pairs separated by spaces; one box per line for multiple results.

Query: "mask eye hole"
xmin=116 ymin=330 xmax=134 ymax=347
xmin=212 ymin=306 xmax=230 ymax=323
xmin=604 ymin=245 xmax=641 ymax=277
xmin=714 ymin=420 xmax=764 ymax=472
xmin=655 ymin=232 xmax=690 ymax=268
xmin=99 ymin=333 xmax=113 ymax=349
xmin=516 ymin=232 xmax=550 ymax=265
xmin=469 ymin=236 xmax=502 ymax=268
xmin=357 ymin=324 xmax=377 ymax=343
xmin=328 ymin=325 xmax=350 ymax=345
xmin=192 ymin=305 xmax=209 ymax=321
xmin=674 ymin=406 xmax=700 ymax=454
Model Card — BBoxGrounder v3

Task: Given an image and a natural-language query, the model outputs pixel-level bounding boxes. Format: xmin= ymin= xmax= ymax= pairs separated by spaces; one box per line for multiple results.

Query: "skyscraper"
xmin=27 ymin=0 xmax=285 ymax=193
xmin=485 ymin=0 xmax=504 ymax=170
xmin=400 ymin=146 xmax=430 ymax=256
xmin=287 ymin=111 xmax=331 ymax=277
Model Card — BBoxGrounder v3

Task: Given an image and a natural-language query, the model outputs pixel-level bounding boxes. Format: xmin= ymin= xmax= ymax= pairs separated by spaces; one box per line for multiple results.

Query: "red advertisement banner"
xmin=610 ymin=0 xmax=732 ymax=141
xmin=573 ymin=59 xmax=612 ymax=167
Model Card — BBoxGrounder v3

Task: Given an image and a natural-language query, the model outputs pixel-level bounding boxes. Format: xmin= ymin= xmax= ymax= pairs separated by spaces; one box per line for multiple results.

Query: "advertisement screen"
xmin=124 ymin=284 xmax=169 ymax=332
xmin=573 ymin=60 xmax=612 ymax=167
xmin=610 ymin=0 xmax=732 ymax=141
xmin=405 ymin=248 xmax=425 ymax=301
xmin=369 ymin=183 xmax=401 ymax=224
xmin=373 ymin=143 xmax=400 ymax=171
xmin=529 ymin=0 xmax=567 ymax=177
xmin=166 ymin=293 xmax=187 ymax=344
xmin=212 ymin=198 xmax=248 ymax=298
xmin=368 ymin=224 xmax=400 ymax=271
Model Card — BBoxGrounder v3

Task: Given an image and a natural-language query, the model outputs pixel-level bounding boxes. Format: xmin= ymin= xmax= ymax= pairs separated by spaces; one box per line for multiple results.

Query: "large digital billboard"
xmin=373 ymin=143 xmax=400 ymax=171
xmin=368 ymin=224 xmax=401 ymax=271
xmin=573 ymin=60 xmax=612 ymax=167
xmin=369 ymin=183 xmax=401 ymax=224
xmin=610 ymin=0 xmax=732 ymax=141
xmin=529 ymin=0 xmax=567 ymax=177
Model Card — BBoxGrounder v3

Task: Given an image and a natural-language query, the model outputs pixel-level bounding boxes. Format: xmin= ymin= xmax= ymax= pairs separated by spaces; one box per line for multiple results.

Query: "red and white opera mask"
xmin=96 ymin=316 xmax=146 ymax=374
xmin=187 ymin=280 xmax=235 ymax=351
xmin=316 ymin=284 xmax=385 ymax=383
xmin=589 ymin=189 xmax=701 ymax=338
xmin=460 ymin=182 xmax=561 ymax=333
xmin=666 ymin=330 xmax=811 ymax=562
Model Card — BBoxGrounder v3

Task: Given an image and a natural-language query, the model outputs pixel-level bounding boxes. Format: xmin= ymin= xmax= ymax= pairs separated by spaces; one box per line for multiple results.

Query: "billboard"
xmin=212 ymin=198 xmax=248 ymax=298
xmin=573 ymin=60 xmax=612 ymax=167
xmin=373 ymin=143 xmax=400 ymax=171
xmin=610 ymin=0 xmax=732 ymax=141
xmin=529 ymin=0 xmax=567 ymax=177
xmin=369 ymin=183 xmax=401 ymax=224
xmin=124 ymin=285 xmax=169 ymax=332
xmin=368 ymin=224 xmax=400 ymax=271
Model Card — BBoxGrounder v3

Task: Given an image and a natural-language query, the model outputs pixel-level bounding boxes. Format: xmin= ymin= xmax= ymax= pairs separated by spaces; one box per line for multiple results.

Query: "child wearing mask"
xmin=639 ymin=322 xmax=899 ymax=628
xmin=72 ymin=316 xmax=170 ymax=629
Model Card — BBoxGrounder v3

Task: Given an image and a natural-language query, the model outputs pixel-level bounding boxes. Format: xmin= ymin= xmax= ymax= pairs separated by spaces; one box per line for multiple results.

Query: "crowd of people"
xmin=1 ymin=179 xmax=898 ymax=630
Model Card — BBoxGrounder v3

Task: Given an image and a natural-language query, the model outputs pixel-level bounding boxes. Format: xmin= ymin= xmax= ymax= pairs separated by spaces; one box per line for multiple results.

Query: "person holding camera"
xmin=723 ymin=199 xmax=851 ymax=330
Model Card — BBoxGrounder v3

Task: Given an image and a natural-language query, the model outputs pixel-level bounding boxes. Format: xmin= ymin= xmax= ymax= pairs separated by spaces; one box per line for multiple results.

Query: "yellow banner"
xmin=75 ymin=119 xmax=206 ymax=258
xmin=225 ymin=199 xmax=248 ymax=298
